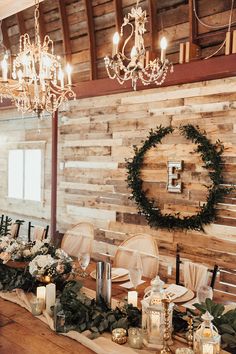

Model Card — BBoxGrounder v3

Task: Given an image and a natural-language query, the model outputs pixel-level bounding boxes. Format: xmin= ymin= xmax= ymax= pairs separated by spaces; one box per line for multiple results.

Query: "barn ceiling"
xmin=0 ymin=0 xmax=235 ymax=86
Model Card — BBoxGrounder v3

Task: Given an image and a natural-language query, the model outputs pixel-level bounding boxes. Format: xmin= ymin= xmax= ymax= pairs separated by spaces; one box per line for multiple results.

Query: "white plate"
xmin=90 ymin=267 xmax=130 ymax=282
xmin=144 ymin=284 xmax=194 ymax=304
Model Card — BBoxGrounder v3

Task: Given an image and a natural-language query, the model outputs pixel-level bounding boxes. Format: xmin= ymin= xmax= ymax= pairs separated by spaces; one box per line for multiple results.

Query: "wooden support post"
xmin=16 ymin=12 xmax=26 ymax=36
xmin=146 ymin=0 xmax=158 ymax=66
xmin=58 ymin=0 xmax=72 ymax=63
xmin=50 ymin=110 xmax=58 ymax=243
xmin=1 ymin=19 xmax=10 ymax=50
xmin=84 ymin=0 xmax=97 ymax=80
xmin=188 ymin=0 xmax=201 ymax=61
xmin=114 ymin=0 xmax=123 ymax=33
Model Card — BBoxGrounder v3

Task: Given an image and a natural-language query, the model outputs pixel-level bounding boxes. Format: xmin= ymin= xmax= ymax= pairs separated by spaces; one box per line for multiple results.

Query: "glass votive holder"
xmin=55 ymin=312 xmax=66 ymax=333
xmin=175 ymin=348 xmax=194 ymax=354
xmin=111 ymin=328 xmax=127 ymax=345
xmin=128 ymin=327 xmax=143 ymax=349
xmin=30 ymin=298 xmax=44 ymax=316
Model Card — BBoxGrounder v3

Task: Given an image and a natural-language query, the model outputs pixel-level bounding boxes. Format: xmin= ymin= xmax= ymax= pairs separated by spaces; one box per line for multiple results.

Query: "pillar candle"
xmin=36 ymin=286 xmax=46 ymax=308
xmin=46 ymin=283 xmax=56 ymax=316
xmin=128 ymin=291 xmax=138 ymax=307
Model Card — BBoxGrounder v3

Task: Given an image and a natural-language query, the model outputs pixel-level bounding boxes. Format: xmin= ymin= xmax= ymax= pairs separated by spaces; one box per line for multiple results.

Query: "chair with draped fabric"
xmin=113 ymin=234 xmax=159 ymax=279
xmin=175 ymin=244 xmax=218 ymax=291
xmin=28 ymin=222 xmax=49 ymax=242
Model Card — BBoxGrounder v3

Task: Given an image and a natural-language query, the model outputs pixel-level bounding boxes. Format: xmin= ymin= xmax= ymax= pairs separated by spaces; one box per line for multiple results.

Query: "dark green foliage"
xmin=0 ymin=263 xmax=37 ymax=292
xmin=0 ymin=217 xmax=12 ymax=236
xmin=58 ymin=280 xmax=141 ymax=334
xmin=194 ymin=299 xmax=236 ymax=350
xmin=126 ymin=124 xmax=233 ymax=231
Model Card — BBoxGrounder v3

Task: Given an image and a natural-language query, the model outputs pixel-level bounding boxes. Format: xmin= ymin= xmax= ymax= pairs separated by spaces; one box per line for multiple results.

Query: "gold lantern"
xmin=194 ymin=311 xmax=220 ymax=354
xmin=142 ymin=276 xmax=173 ymax=349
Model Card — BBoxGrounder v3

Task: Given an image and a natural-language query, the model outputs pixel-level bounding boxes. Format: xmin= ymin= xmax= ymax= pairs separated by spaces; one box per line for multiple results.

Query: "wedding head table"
xmin=0 ymin=260 xmax=229 ymax=354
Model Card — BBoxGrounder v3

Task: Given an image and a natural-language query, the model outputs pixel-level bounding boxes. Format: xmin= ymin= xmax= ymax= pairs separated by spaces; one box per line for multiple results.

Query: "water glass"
xmin=197 ymin=285 xmax=213 ymax=303
xmin=78 ymin=252 xmax=90 ymax=277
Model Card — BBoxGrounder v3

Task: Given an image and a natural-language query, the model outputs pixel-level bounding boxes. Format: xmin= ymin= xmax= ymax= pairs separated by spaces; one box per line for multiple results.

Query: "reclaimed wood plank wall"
xmin=0 ymin=76 xmax=236 ymax=301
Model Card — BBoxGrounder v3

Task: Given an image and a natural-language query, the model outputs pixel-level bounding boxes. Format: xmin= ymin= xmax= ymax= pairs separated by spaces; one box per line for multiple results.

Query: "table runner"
xmin=0 ymin=289 xmax=151 ymax=354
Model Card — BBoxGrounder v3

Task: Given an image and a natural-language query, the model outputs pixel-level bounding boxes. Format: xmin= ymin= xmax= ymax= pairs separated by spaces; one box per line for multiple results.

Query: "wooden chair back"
xmin=28 ymin=222 xmax=49 ymax=242
xmin=113 ymin=233 xmax=159 ymax=278
xmin=61 ymin=222 xmax=94 ymax=257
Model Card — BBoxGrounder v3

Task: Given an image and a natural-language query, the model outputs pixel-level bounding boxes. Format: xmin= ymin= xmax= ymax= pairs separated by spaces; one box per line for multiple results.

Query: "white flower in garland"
xmin=29 ymin=254 xmax=55 ymax=276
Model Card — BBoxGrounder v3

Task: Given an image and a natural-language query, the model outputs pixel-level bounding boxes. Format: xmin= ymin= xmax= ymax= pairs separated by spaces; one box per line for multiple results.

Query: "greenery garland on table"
xmin=126 ymin=124 xmax=232 ymax=230
xmin=0 ymin=264 xmax=236 ymax=352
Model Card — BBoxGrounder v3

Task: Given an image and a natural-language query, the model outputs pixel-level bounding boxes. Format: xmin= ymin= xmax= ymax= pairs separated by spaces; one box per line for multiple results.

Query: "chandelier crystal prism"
xmin=0 ymin=0 xmax=76 ymax=117
xmin=104 ymin=0 xmax=173 ymax=90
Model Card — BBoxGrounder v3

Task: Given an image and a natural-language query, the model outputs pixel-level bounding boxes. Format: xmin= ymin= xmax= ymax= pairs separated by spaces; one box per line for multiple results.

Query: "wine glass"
xmin=129 ymin=251 xmax=143 ymax=289
xmin=197 ymin=285 xmax=213 ymax=303
xmin=78 ymin=252 xmax=90 ymax=277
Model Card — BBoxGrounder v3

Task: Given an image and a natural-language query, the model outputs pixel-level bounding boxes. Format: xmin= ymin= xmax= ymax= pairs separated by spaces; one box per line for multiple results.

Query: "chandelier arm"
xmin=121 ymin=22 xmax=134 ymax=58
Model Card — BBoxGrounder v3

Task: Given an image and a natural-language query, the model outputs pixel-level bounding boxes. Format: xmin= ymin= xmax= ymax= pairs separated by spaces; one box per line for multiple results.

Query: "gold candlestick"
xmin=160 ymin=298 xmax=172 ymax=354
xmin=186 ymin=316 xmax=194 ymax=349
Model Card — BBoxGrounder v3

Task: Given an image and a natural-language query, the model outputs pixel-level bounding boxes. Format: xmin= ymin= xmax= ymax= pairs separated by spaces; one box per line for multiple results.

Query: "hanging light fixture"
xmin=0 ymin=0 xmax=76 ymax=117
xmin=104 ymin=0 xmax=173 ymax=90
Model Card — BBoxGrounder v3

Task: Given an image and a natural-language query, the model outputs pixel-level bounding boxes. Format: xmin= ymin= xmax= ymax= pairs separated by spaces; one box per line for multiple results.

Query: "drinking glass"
xmin=78 ymin=252 xmax=90 ymax=277
xmin=197 ymin=285 xmax=213 ymax=303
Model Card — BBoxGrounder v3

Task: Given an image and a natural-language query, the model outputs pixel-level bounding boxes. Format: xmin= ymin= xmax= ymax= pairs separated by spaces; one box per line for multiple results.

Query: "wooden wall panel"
xmin=0 ymin=77 xmax=235 ymax=300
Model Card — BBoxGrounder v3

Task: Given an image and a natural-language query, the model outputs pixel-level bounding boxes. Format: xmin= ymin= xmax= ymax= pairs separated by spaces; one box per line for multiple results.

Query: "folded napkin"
xmin=165 ymin=284 xmax=188 ymax=300
xmin=183 ymin=261 xmax=208 ymax=291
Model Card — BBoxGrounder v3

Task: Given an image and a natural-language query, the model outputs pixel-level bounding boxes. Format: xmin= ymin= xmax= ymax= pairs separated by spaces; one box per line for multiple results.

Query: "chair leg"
xmin=28 ymin=222 xmax=32 ymax=243
xmin=44 ymin=225 xmax=49 ymax=239
xmin=210 ymin=265 xmax=219 ymax=289
xmin=176 ymin=253 xmax=181 ymax=285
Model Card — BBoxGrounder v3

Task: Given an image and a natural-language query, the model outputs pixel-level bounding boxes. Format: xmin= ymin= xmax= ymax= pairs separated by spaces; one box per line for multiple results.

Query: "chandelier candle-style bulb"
xmin=66 ymin=64 xmax=72 ymax=86
xmin=104 ymin=0 xmax=173 ymax=90
xmin=160 ymin=37 xmax=168 ymax=63
xmin=112 ymin=32 xmax=120 ymax=56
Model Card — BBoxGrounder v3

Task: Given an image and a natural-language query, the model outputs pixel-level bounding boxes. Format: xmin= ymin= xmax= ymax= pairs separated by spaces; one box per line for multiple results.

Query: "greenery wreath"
xmin=126 ymin=124 xmax=232 ymax=231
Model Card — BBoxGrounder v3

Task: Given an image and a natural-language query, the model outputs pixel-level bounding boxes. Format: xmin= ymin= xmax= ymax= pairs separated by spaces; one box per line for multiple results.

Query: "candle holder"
xmin=186 ymin=316 xmax=194 ymax=349
xmin=160 ymin=298 xmax=172 ymax=354
xmin=194 ymin=311 xmax=220 ymax=354
xmin=30 ymin=298 xmax=44 ymax=316
xmin=128 ymin=327 xmax=143 ymax=349
xmin=111 ymin=328 xmax=127 ymax=345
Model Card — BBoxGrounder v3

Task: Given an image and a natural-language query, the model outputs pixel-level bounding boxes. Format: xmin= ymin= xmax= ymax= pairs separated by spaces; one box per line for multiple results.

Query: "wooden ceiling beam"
xmin=1 ymin=54 xmax=236 ymax=106
xmin=38 ymin=2 xmax=46 ymax=43
xmin=114 ymin=0 xmax=123 ymax=33
xmin=84 ymin=0 xmax=97 ymax=80
xmin=189 ymin=0 xmax=198 ymax=44
xmin=16 ymin=12 xmax=26 ymax=36
xmin=58 ymin=0 xmax=72 ymax=63
xmin=1 ymin=19 xmax=10 ymax=51
xmin=148 ymin=0 xmax=158 ymax=51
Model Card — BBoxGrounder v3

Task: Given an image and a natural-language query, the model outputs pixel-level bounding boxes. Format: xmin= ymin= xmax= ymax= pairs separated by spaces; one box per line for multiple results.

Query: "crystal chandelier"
xmin=0 ymin=0 xmax=76 ymax=117
xmin=104 ymin=0 xmax=173 ymax=90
